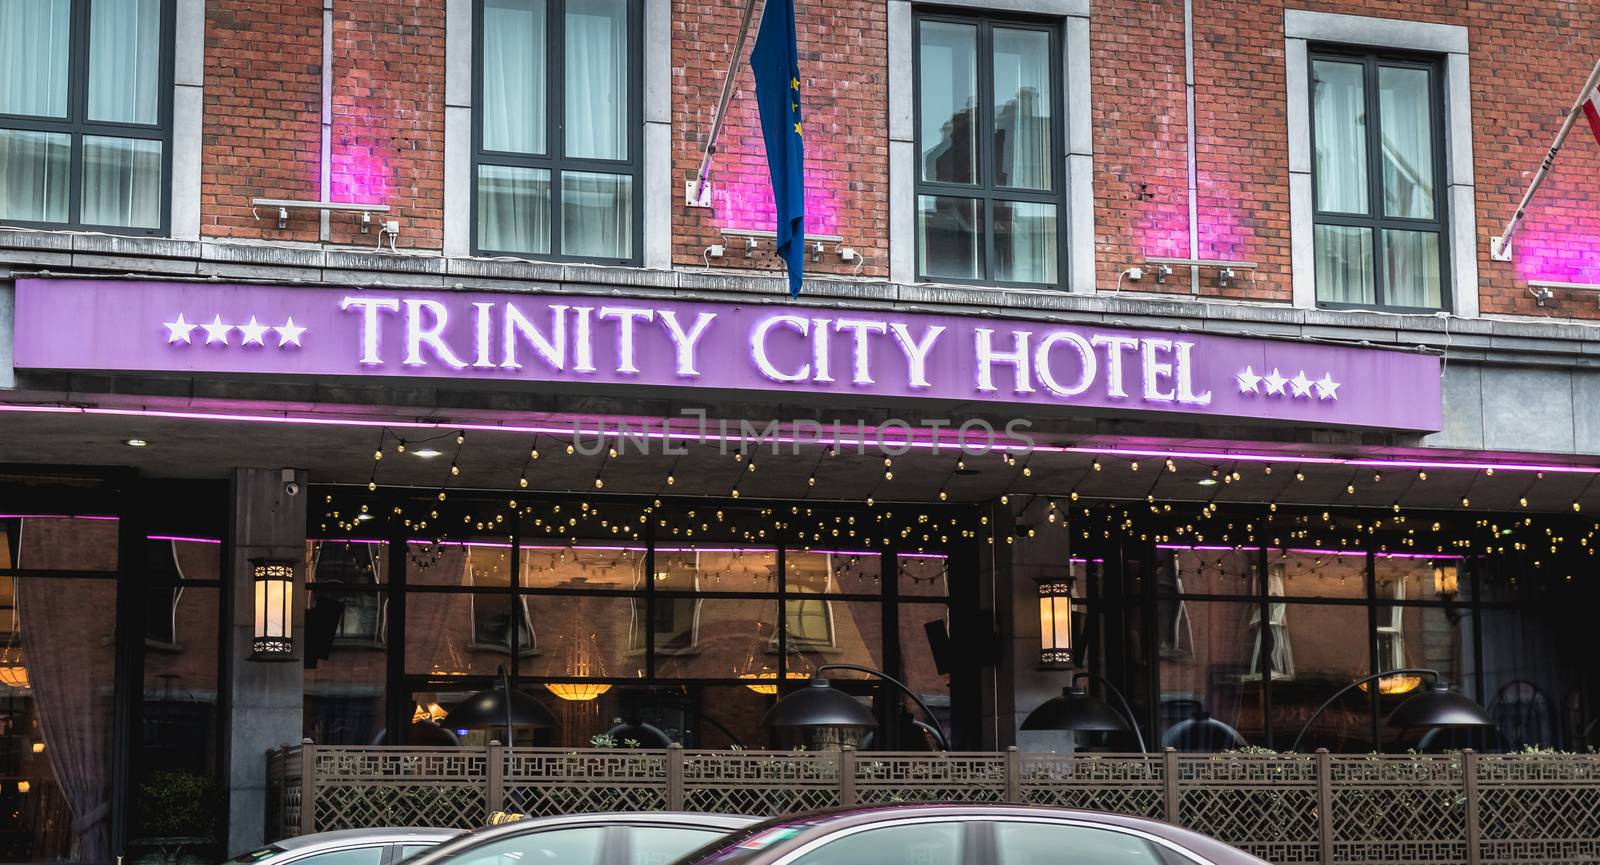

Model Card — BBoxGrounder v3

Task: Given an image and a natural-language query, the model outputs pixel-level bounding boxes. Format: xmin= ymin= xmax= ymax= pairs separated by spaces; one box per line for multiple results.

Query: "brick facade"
xmin=191 ymin=0 xmax=1600 ymax=312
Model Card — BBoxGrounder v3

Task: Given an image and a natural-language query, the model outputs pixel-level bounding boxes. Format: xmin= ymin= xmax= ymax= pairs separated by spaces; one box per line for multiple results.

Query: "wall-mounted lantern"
xmin=251 ymin=558 xmax=296 ymax=661
xmin=1037 ymin=578 xmax=1074 ymax=669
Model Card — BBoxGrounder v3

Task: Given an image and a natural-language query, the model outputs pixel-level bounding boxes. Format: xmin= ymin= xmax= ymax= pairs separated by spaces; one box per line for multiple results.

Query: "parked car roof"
xmin=231 ymin=828 xmax=464 ymax=863
xmin=676 ymin=804 xmax=1268 ymax=865
xmin=398 ymin=811 xmax=757 ymax=865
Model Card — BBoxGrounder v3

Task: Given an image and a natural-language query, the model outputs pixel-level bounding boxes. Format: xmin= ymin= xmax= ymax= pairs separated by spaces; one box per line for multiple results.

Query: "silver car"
xmin=231 ymin=828 xmax=463 ymax=865
xmin=399 ymin=813 xmax=757 ymax=865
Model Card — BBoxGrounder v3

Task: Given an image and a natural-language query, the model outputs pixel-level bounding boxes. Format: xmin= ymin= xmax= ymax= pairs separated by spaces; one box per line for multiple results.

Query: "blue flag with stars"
xmin=750 ymin=0 xmax=805 ymax=297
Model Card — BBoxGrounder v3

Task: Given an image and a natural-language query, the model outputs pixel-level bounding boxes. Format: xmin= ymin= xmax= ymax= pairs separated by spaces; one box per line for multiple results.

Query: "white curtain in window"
xmin=0 ymin=0 xmax=70 ymax=117
xmin=564 ymin=0 xmax=627 ymax=160
xmin=478 ymin=164 xmax=550 ymax=253
xmin=992 ymin=28 xmax=1051 ymax=191
xmin=561 ymin=171 xmax=631 ymax=258
xmin=1314 ymin=224 xmax=1374 ymax=305
xmin=81 ymin=135 xmax=162 ymax=228
xmin=1377 ymin=66 xmax=1434 ymax=221
xmin=1311 ymin=60 xmax=1368 ymax=214
xmin=0 ymin=129 xmax=70 ymax=222
xmin=482 ymin=0 xmax=545 ymax=154
xmin=87 ymin=0 xmax=161 ymax=124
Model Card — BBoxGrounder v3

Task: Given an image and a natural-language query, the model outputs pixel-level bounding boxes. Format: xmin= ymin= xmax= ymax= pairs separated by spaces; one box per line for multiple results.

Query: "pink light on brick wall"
xmin=331 ymin=147 xmax=392 ymax=206
xmin=713 ymin=163 xmax=841 ymax=236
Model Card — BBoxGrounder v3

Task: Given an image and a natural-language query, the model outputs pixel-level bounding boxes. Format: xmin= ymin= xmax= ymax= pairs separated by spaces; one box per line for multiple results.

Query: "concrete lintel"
xmin=1283 ymin=9 xmax=1468 ymax=54
xmin=895 ymin=0 xmax=1089 ymax=17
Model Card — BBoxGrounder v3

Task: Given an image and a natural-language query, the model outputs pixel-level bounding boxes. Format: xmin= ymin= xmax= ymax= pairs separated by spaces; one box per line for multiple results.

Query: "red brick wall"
xmin=329 ymin=1 xmax=446 ymax=249
xmin=203 ymin=0 xmax=323 ymax=241
xmin=192 ymin=0 xmax=1600 ymax=317
xmin=671 ymin=0 xmax=890 ymax=280
xmin=1093 ymin=0 xmax=1600 ymax=313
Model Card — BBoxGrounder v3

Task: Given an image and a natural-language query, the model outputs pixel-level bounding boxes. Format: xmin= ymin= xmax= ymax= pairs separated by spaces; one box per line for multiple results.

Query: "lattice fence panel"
xmin=856 ymin=754 xmax=1010 ymax=804
xmin=505 ymin=750 xmax=669 ymax=815
xmin=1020 ymin=754 xmax=1164 ymax=817
xmin=1476 ymin=755 xmax=1600 ymax=865
xmin=682 ymin=750 xmax=841 ymax=815
xmin=1328 ymin=756 xmax=1466 ymax=865
xmin=310 ymin=747 xmax=490 ymax=831
xmin=1178 ymin=754 xmax=1318 ymax=865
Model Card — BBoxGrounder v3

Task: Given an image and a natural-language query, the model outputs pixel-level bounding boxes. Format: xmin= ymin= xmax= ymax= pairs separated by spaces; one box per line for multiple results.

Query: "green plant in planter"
xmin=136 ymin=770 xmax=218 ymax=840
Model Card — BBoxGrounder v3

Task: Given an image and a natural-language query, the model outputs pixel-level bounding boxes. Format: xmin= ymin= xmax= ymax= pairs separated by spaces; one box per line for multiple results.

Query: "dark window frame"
xmin=1308 ymin=46 xmax=1450 ymax=313
xmin=469 ymin=0 xmax=644 ymax=265
xmin=911 ymin=9 xmax=1067 ymax=288
xmin=0 ymin=0 xmax=176 ymax=237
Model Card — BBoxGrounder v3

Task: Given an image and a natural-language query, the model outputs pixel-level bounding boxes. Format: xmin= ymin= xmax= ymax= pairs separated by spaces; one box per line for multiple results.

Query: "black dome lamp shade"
xmin=1388 ymin=680 xmax=1498 ymax=730
xmin=1019 ymin=672 xmax=1149 ymax=753
xmin=763 ymin=663 xmax=951 ymax=750
xmin=1290 ymin=668 xmax=1493 ymax=752
xmin=444 ymin=667 xmax=558 ymax=746
xmin=1021 ymin=685 xmax=1126 ymax=732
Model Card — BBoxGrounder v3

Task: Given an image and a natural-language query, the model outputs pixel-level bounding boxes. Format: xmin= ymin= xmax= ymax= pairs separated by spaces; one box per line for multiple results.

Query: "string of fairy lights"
xmin=321 ymin=427 xmax=1600 ymax=572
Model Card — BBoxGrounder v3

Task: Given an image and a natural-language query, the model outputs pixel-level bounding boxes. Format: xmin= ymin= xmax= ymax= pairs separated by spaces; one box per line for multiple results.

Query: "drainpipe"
xmin=1183 ymin=0 xmax=1199 ymax=293
xmin=320 ymin=0 xmax=334 ymax=241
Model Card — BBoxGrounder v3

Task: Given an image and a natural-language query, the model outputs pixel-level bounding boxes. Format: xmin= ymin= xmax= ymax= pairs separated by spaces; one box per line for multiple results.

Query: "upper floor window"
xmin=914 ymin=12 xmax=1062 ymax=286
xmin=1311 ymin=49 xmax=1447 ymax=310
xmin=473 ymin=0 xmax=640 ymax=263
xmin=0 ymin=0 xmax=172 ymax=234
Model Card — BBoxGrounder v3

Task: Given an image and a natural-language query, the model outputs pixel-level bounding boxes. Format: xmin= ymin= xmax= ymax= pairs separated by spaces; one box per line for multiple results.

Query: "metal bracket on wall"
xmin=251 ymin=199 xmax=392 ymax=233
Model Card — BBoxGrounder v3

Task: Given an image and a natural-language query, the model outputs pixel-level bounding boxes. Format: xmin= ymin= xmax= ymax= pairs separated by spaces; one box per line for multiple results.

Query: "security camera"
xmin=284 ymin=481 xmax=301 ymax=497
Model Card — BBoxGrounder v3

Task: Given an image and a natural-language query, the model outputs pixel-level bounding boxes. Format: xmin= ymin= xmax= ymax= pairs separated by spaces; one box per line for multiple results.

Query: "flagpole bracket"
xmin=1490 ymin=234 xmax=1513 ymax=262
xmin=685 ymin=177 xmax=714 ymax=209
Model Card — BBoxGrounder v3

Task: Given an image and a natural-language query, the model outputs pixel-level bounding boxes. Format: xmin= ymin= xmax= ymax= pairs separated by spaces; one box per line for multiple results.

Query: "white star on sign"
xmin=164 ymin=313 xmax=197 ymax=344
xmin=1236 ymin=366 xmax=1262 ymax=394
xmin=202 ymin=315 xmax=233 ymax=345
xmin=1289 ymin=370 xmax=1314 ymax=398
xmin=1315 ymin=373 xmax=1341 ymax=400
xmin=275 ymin=317 xmax=307 ymax=348
xmin=238 ymin=315 xmax=270 ymax=346
xmin=1263 ymin=368 xmax=1288 ymax=396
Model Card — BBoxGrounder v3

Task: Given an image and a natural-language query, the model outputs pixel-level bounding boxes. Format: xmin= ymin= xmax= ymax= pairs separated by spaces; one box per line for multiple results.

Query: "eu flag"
xmin=750 ymin=0 xmax=805 ymax=297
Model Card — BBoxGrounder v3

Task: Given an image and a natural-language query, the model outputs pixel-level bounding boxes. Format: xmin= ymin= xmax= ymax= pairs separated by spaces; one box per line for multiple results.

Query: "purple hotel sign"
xmin=12 ymin=279 xmax=1442 ymax=432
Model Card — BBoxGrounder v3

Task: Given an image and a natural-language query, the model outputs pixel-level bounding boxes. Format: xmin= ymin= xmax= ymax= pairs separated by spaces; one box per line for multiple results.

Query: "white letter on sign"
xmin=402 ymin=299 xmax=468 ymax=369
xmin=752 ymin=315 xmax=811 ymax=383
xmin=1035 ymin=331 xmax=1096 ymax=398
xmin=502 ymin=303 xmax=567 ymax=371
xmin=341 ymin=296 xmax=399 ymax=366
xmin=658 ymin=310 xmax=717 ymax=376
xmin=599 ymin=306 xmax=655 ymax=375
xmin=975 ymin=328 xmax=1033 ymax=394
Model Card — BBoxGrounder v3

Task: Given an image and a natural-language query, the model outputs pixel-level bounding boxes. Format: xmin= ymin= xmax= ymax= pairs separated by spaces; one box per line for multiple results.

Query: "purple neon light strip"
xmin=4 ymin=401 xmax=1597 ymax=476
xmin=1157 ymin=542 xmax=1465 ymax=560
xmin=0 ymin=513 xmax=119 ymax=521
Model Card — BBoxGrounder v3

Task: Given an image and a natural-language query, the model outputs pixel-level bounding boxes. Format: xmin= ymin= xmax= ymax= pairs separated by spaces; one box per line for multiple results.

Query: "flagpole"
xmin=1491 ymin=57 xmax=1600 ymax=261
xmin=690 ymin=0 xmax=766 ymax=206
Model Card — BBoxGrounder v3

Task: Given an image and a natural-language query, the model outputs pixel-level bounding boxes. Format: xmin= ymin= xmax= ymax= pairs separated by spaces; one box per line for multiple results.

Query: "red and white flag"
xmin=1582 ymin=77 xmax=1600 ymax=144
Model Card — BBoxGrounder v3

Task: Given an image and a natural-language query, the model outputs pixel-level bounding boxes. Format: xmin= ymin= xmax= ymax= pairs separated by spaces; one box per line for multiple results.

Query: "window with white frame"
xmin=0 ymin=0 xmax=172 ymax=233
xmin=1309 ymin=48 xmax=1448 ymax=310
xmin=913 ymin=11 xmax=1063 ymax=286
xmin=472 ymin=0 xmax=640 ymax=263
